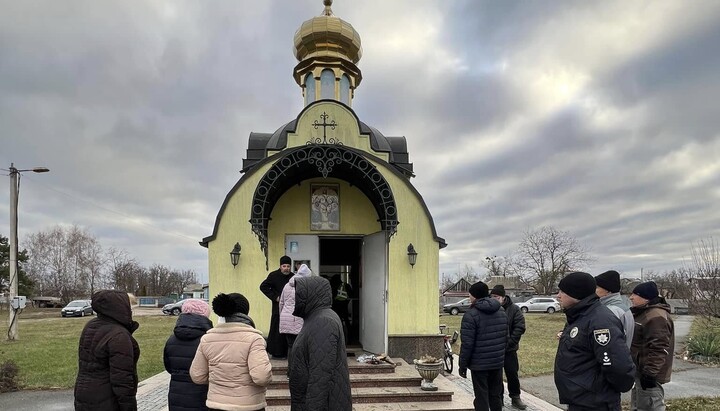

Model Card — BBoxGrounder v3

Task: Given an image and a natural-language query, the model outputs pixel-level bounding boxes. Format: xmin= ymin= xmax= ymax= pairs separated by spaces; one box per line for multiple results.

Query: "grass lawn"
xmin=439 ymin=312 xmax=566 ymax=376
xmin=0 ymin=308 xmax=176 ymax=389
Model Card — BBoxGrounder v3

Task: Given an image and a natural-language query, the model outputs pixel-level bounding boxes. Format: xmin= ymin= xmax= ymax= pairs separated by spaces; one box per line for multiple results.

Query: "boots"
xmin=511 ymin=396 xmax=527 ymax=410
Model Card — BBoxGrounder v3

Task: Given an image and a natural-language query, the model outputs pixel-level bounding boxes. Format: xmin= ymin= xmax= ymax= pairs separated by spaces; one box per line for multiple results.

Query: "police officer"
xmin=554 ymin=272 xmax=636 ymax=411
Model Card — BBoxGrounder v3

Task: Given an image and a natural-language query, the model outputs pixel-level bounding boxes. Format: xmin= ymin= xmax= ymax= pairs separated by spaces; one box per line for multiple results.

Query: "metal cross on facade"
xmin=310 ymin=112 xmax=340 ymax=144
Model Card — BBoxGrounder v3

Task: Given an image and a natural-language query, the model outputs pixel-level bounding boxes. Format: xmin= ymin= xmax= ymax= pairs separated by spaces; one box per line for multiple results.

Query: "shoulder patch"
xmin=593 ymin=329 xmax=610 ymax=346
xmin=570 ymin=327 xmax=579 ymax=338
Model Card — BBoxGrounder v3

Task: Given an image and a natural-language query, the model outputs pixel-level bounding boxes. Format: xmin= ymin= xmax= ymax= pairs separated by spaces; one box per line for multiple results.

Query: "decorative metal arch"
xmin=250 ymin=144 xmax=399 ymax=267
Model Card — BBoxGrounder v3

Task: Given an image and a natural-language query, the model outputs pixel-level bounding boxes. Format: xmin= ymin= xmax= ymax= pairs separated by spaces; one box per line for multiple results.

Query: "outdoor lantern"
xmin=407 ymin=243 xmax=418 ymax=267
xmin=230 ymin=242 xmax=241 ymax=267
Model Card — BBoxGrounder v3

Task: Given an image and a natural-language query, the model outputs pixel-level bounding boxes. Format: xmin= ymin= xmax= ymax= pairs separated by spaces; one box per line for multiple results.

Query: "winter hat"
xmin=469 ymin=281 xmax=489 ymax=299
xmin=280 ymin=255 xmax=292 ymax=265
xmin=558 ymin=272 xmax=597 ymax=300
xmin=490 ymin=284 xmax=506 ymax=297
xmin=297 ymin=263 xmax=312 ymax=277
xmin=182 ymin=298 xmax=210 ymax=317
xmin=212 ymin=293 xmax=250 ymax=317
xmin=632 ymin=281 xmax=659 ymax=300
xmin=595 ymin=270 xmax=622 ymax=293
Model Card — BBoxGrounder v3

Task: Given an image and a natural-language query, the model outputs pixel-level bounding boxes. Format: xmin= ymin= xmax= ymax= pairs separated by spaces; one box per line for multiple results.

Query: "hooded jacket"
xmin=190 ymin=313 xmax=272 ymax=411
xmin=74 ymin=290 xmax=140 ymax=411
xmin=630 ymin=298 xmax=674 ymax=383
xmin=163 ymin=313 xmax=213 ymax=411
xmin=279 ymin=264 xmax=311 ymax=335
xmin=459 ymin=297 xmax=508 ymax=371
xmin=502 ymin=296 xmax=526 ymax=352
xmin=599 ymin=292 xmax=635 ymax=349
xmin=288 ymin=276 xmax=352 ymax=411
xmin=554 ymin=295 xmax=635 ymax=409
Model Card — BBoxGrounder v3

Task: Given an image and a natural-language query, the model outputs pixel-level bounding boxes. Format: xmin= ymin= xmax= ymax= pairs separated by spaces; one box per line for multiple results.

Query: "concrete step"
xmin=270 ymin=356 xmax=397 ymax=375
xmin=269 ymin=373 xmax=421 ymax=389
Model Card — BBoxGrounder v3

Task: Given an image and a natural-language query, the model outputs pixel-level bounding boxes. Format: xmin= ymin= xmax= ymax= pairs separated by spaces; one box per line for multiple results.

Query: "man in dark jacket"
xmin=260 ymin=255 xmax=293 ymax=358
xmin=554 ymin=272 xmax=636 ymax=411
xmin=490 ymin=285 xmax=527 ymax=410
xmin=163 ymin=299 xmax=213 ymax=411
xmin=74 ymin=290 xmax=140 ymax=411
xmin=629 ymin=281 xmax=674 ymax=411
xmin=289 ymin=276 xmax=352 ymax=411
xmin=459 ymin=281 xmax=508 ymax=411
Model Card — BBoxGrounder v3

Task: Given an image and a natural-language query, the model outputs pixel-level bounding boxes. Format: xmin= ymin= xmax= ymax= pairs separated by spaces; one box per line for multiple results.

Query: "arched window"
xmin=305 ymin=73 xmax=316 ymax=105
xmin=340 ymin=74 xmax=350 ymax=104
xmin=321 ymin=69 xmax=335 ymax=100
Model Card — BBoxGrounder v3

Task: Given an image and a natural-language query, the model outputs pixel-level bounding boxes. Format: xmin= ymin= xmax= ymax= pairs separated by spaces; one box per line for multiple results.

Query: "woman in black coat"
xmin=163 ymin=299 xmax=213 ymax=411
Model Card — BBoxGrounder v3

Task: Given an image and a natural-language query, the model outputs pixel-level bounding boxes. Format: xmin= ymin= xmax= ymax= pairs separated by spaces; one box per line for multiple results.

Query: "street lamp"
xmin=6 ymin=163 xmax=49 ymax=341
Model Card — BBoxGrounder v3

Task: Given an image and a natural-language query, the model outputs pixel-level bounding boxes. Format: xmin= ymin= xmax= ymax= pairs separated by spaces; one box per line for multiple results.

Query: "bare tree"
xmin=107 ymin=247 xmax=144 ymax=294
xmin=646 ymin=269 xmax=693 ymax=300
xmin=686 ymin=237 xmax=720 ymax=319
xmin=484 ymin=255 xmax=513 ymax=278
xmin=513 ymin=226 xmax=592 ymax=295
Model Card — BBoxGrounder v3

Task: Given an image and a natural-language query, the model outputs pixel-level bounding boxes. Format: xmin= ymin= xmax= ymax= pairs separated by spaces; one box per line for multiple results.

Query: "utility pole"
xmin=7 ymin=163 xmax=49 ymax=341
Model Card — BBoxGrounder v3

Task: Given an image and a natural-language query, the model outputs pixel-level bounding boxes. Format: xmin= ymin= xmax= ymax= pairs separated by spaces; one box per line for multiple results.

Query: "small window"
xmin=340 ymin=74 xmax=350 ymax=104
xmin=304 ymin=73 xmax=315 ymax=105
xmin=321 ymin=69 xmax=335 ymax=99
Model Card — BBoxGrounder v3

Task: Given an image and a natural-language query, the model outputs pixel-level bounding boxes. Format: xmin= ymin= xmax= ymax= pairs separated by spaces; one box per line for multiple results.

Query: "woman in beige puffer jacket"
xmin=190 ymin=293 xmax=272 ymax=411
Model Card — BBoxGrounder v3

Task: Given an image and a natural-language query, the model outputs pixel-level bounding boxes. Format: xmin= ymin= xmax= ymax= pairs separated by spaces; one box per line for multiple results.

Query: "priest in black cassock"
xmin=260 ymin=255 xmax=293 ymax=358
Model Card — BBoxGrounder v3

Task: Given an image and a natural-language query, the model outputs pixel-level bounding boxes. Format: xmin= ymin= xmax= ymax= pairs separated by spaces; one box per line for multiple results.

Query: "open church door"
xmin=360 ymin=231 xmax=388 ymax=354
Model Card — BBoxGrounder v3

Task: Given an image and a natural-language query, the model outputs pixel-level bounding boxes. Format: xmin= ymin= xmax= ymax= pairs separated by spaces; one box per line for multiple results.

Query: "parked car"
xmin=442 ymin=298 xmax=471 ymax=315
xmin=61 ymin=300 xmax=93 ymax=317
xmin=516 ymin=297 xmax=561 ymax=313
xmin=162 ymin=300 xmax=186 ymax=315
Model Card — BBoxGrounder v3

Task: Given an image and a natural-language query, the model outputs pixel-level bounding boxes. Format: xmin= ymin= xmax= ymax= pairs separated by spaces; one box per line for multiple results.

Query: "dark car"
xmin=61 ymin=300 xmax=93 ymax=317
xmin=442 ymin=298 xmax=471 ymax=315
xmin=162 ymin=300 xmax=186 ymax=315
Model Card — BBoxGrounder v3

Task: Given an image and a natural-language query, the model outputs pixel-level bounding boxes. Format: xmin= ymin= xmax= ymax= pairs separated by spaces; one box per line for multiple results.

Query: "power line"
xmin=19 ymin=175 xmax=202 ymax=243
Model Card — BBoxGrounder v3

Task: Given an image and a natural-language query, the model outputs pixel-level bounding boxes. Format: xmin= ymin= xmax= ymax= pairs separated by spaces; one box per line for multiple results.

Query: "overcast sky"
xmin=2 ymin=0 xmax=720 ymax=283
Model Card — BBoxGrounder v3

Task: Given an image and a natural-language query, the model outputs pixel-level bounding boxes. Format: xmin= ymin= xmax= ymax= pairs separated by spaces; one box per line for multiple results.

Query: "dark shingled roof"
xmin=241 ymin=100 xmax=414 ymax=177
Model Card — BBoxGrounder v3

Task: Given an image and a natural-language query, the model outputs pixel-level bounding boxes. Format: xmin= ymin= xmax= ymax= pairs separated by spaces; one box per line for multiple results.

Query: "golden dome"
xmin=293 ymin=0 xmax=362 ymax=64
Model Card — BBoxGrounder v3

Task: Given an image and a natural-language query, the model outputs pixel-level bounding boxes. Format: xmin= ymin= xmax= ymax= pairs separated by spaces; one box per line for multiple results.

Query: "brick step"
xmin=270 ymin=357 xmax=397 ymax=375
xmin=266 ymin=385 xmax=454 ymax=406
xmin=268 ymin=373 xmax=421 ymax=389
xmin=267 ymin=400 xmax=474 ymax=411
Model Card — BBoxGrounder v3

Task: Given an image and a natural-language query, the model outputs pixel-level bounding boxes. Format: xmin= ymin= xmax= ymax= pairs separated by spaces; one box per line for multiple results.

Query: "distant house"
xmin=484 ymin=275 xmax=535 ymax=298
xmin=182 ymin=283 xmax=208 ymax=300
xmin=441 ymin=278 xmax=473 ymax=305
xmin=666 ymin=299 xmax=690 ymax=315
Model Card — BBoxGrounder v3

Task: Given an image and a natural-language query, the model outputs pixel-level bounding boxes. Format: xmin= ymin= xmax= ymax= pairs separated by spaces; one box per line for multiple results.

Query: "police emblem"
xmin=570 ymin=327 xmax=579 ymax=338
xmin=593 ymin=329 xmax=610 ymax=346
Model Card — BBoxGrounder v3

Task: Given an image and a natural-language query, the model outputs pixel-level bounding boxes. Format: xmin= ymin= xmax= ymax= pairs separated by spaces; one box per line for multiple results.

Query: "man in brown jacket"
xmin=629 ymin=281 xmax=674 ymax=411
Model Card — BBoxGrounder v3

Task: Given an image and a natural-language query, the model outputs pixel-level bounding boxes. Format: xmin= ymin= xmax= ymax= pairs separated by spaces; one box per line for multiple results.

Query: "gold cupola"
xmin=293 ymin=0 xmax=363 ymax=107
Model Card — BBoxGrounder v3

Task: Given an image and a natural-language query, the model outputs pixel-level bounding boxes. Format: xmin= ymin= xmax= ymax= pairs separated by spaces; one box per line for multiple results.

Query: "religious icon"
xmin=311 ymin=184 xmax=340 ymax=231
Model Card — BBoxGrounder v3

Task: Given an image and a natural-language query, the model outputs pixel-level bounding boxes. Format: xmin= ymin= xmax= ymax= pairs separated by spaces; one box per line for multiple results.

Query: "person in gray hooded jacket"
xmin=289 ymin=276 xmax=352 ymax=411
xmin=595 ymin=270 xmax=634 ymax=349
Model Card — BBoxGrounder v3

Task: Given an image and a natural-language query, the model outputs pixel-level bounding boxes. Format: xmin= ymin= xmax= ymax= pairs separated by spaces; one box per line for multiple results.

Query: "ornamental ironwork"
xmin=250 ymin=144 xmax=398 ymax=268
xmin=308 ymin=112 xmax=342 ymax=145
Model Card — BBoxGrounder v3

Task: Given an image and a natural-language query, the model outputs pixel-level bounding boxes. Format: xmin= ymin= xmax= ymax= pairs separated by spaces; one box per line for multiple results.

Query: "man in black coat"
xmin=459 ymin=281 xmax=508 ymax=411
xmin=163 ymin=299 xmax=213 ymax=411
xmin=74 ymin=290 xmax=140 ymax=411
xmin=260 ymin=255 xmax=293 ymax=358
xmin=289 ymin=276 xmax=352 ymax=411
xmin=554 ymin=272 xmax=636 ymax=411
xmin=490 ymin=285 xmax=527 ymax=410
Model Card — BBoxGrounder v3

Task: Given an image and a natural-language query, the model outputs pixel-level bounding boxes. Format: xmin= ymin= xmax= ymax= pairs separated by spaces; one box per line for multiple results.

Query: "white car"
xmin=516 ymin=297 xmax=561 ymax=314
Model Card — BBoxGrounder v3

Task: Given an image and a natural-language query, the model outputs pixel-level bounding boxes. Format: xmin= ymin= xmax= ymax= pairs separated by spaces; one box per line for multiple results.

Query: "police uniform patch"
xmin=593 ymin=329 xmax=610 ymax=346
xmin=570 ymin=327 xmax=579 ymax=338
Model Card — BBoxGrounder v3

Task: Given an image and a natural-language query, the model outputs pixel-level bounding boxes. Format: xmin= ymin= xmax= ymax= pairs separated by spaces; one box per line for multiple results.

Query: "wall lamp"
xmin=230 ymin=242 xmax=241 ymax=267
xmin=407 ymin=243 xmax=418 ymax=268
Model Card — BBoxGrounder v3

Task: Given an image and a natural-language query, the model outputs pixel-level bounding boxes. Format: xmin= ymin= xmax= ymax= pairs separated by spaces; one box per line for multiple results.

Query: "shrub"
xmin=0 ymin=359 xmax=20 ymax=393
xmin=687 ymin=331 xmax=720 ymax=360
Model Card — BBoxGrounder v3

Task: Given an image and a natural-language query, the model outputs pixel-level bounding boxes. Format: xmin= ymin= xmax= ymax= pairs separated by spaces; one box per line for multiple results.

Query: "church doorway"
xmin=285 ymin=234 xmax=388 ymax=353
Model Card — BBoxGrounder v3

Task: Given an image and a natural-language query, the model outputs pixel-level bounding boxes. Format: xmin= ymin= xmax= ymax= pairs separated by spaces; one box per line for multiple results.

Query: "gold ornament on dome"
xmin=293 ymin=0 xmax=362 ymax=64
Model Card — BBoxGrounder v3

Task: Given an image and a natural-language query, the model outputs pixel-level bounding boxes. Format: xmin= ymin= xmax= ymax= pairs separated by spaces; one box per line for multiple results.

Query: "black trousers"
xmin=470 ymin=368 xmax=504 ymax=411
xmin=283 ymin=333 xmax=297 ymax=376
xmin=504 ymin=350 xmax=521 ymax=398
xmin=568 ymin=402 xmax=620 ymax=411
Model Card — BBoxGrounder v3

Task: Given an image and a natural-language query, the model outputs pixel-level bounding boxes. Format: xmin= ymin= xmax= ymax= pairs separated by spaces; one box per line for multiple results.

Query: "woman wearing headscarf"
xmin=279 ymin=263 xmax=312 ymax=377
xmin=74 ymin=290 xmax=140 ymax=411
xmin=164 ymin=299 xmax=213 ymax=411
xmin=190 ymin=293 xmax=272 ymax=411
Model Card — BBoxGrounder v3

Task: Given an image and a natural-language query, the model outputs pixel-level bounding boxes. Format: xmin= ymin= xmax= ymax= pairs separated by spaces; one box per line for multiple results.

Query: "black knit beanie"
xmin=212 ymin=293 xmax=250 ymax=317
xmin=280 ymin=255 xmax=292 ymax=265
xmin=490 ymin=284 xmax=506 ymax=297
xmin=632 ymin=281 xmax=659 ymax=300
xmin=595 ymin=270 xmax=621 ymax=293
xmin=469 ymin=281 xmax=489 ymax=299
xmin=558 ymin=272 xmax=596 ymax=300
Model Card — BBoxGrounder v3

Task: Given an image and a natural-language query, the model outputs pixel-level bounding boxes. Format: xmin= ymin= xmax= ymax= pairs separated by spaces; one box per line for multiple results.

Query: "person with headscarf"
xmin=279 ymin=263 xmax=312 ymax=378
xmin=164 ymin=299 xmax=213 ymax=411
xmin=74 ymin=290 xmax=140 ymax=411
xmin=259 ymin=255 xmax=293 ymax=358
xmin=190 ymin=293 xmax=272 ymax=411
xmin=289 ymin=276 xmax=352 ymax=411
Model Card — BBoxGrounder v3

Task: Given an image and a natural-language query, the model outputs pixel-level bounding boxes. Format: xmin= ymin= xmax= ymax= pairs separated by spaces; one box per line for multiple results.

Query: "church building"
xmin=201 ymin=0 xmax=446 ymax=360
